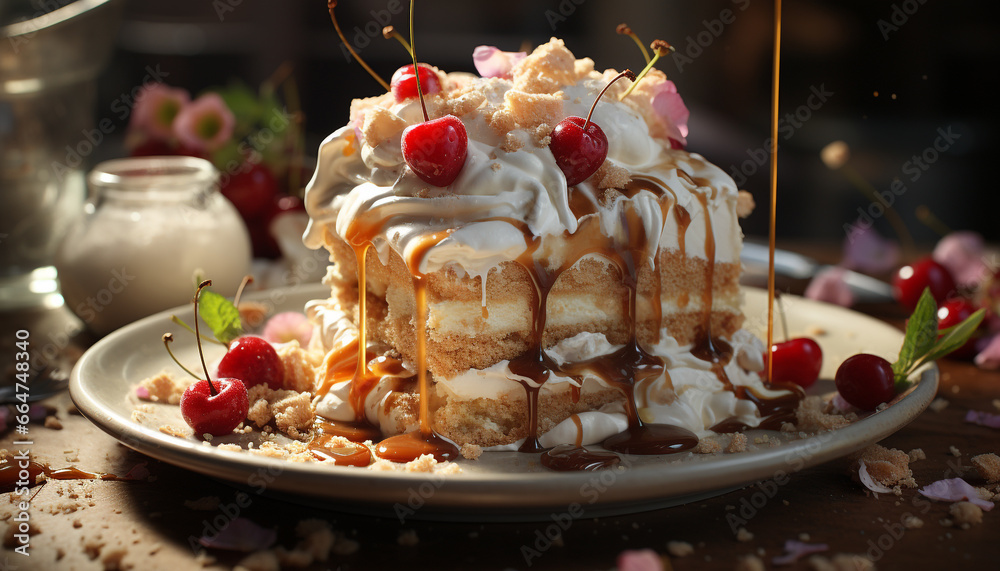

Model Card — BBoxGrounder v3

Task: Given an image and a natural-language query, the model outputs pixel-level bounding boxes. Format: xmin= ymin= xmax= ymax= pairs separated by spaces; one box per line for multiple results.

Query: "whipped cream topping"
xmin=303 ymin=41 xmax=742 ymax=282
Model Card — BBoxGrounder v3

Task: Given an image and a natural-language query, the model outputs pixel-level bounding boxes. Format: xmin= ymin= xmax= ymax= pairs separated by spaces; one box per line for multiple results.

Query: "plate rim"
xmin=70 ymin=284 xmax=937 ymax=518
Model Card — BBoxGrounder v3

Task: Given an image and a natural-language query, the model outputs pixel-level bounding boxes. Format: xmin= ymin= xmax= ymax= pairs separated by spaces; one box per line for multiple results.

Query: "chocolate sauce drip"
xmin=0 ymin=460 xmax=117 ymax=493
xmin=541 ymin=444 xmax=621 ymax=471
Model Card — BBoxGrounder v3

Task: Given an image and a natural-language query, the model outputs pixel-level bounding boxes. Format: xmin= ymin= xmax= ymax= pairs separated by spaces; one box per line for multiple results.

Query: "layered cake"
xmin=303 ymin=38 xmax=799 ymax=453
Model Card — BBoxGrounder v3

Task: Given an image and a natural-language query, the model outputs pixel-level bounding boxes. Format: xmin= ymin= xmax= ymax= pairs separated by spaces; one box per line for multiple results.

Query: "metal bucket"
xmin=1 ymin=0 xmax=124 ymax=308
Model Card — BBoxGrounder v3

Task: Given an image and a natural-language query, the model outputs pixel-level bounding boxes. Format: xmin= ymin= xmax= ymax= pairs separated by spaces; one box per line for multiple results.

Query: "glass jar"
xmin=55 ymin=156 xmax=252 ymax=335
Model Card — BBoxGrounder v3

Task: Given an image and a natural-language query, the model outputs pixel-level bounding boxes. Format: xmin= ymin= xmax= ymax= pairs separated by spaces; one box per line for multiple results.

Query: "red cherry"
xmin=937 ymin=298 xmax=982 ymax=360
xmin=401 ymin=115 xmax=468 ymax=187
xmin=180 ymin=377 xmax=250 ymax=436
xmin=391 ymin=64 xmax=441 ymax=102
xmin=220 ymin=163 xmax=280 ymax=221
xmin=217 ymin=336 xmax=284 ymax=390
xmin=834 ymin=353 xmax=896 ymax=411
xmin=763 ymin=338 xmax=823 ymax=388
xmin=892 ymin=257 xmax=956 ymax=311
xmin=550 ymin=116 xmax=609 ymax=186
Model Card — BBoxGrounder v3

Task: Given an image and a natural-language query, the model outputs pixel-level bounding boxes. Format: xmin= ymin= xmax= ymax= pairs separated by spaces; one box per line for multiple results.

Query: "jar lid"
xmin=89 ymin=155 xmax=218 ymax=194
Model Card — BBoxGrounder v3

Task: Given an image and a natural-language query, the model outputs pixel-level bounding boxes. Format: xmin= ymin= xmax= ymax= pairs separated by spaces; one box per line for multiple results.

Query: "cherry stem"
xmin=383 ymin=25 xmax=413 ymax=55
xmin=619 ymin=40 xmax=674 ymax=101
xmin=617 ymin=23 xmax=650 ymax=64
xmin=170 ymin=315 xmax=225 ymax=345
xmin=328 ymin=1 xmax=390 ymax=91
xmin=915 ymin=205 xmax=952 ymax=237
xmin=162 ymin=333 xmax=202 ymax=381
xmin=584 ymin=69 xmax=635 ymax=132
xmin=193 ymin=280 xmax=218 ymax=396
xmin=233 ymin=275 xmax=253 ymax=309
xmin=409 ymin=0 xmax=429 ymax=122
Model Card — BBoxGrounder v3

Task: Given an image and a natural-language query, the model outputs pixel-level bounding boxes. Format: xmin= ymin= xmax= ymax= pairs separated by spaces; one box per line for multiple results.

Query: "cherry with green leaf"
xmin=835 ymin=287 xmax=985 ymax=410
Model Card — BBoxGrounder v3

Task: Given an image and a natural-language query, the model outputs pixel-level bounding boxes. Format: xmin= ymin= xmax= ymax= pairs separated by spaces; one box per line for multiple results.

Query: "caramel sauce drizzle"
xmin=0 ymin=459 xmax=118 ymax=493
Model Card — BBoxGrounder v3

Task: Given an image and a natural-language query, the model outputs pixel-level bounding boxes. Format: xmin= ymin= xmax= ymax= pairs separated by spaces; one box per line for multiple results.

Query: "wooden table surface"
xmin=2 ymin=268 xmax=999 ymax=570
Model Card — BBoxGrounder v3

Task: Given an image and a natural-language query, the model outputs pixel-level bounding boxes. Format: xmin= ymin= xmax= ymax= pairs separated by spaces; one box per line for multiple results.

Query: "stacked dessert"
xmin=303 ymin=38 xmax=799 ymax=453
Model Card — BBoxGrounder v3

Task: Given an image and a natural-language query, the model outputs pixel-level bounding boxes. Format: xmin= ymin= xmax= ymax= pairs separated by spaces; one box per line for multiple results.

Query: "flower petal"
xmin=262 ymin=311 xmax=313 ymax=347
xmin=173 ymin=93 xmax=235 ymax=153
xmin=473 ymin=46 xmax=527 ymax=79
xmin=974 ymin=334 xmax=1000 ymax=370
xmin=131 ymin=83 xmax=190 ymax=141
xmin=964 ymin=409 xmax=1000 ymax=429
xmin=842 ymin=222 xmax=900 ymax=274
xmin=804 ymin=266 xmax=855 ymax=307
xmin=772 ymin=540 xmax=829 ymax=566
xmin=651 ymin=81 xmax=689 ymax=148
xmin=199 ymin=518 xmax=277 ymax=551
xmin=617 ymin=549 xmax=664 ymax=571
xmin=858 ymin=460 xmax=894 ymax=494
xmin=918 ymin=478 xmax=994 ymax=511
xmin=933 ymin=231 xmax=987 ymax=288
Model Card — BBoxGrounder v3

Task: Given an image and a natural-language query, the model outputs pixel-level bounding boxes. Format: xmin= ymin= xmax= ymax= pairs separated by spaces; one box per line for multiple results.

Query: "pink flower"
xmin=964 ymin=409 xmax=1000 ymax=429
xmin=616 ymin=549 xmax=664 ymax=571
xmin=131 ymin=83 xmax=190 ymax=140
xmin=933 ymin=231 xmax=987 ymax=287
xmin=805 ymin=266 xmax=854 ymax=307
xmin=919 ymin=478 xmax=994 ymax=511
xmin=772 ymin=540 xmax=829 ymax=566
xmin=473 ymin=46 xmax=527 ymax=79
xmin=842 ymin=221 xmax=900 ymax=274
xmin=858 ymin=460 xmax=894 ymax=495
xmin=199 ymin=518 xmax=277 ymax=551
xmin=651 ymin=81 xmax=689 ymax=149
xmin=974 ymin=333 xmax=1000 ymax=369
xmin=262 ymin=312 xmax=313 ymax=347
xmin=173 ymin=93 xmax=235 ymax=153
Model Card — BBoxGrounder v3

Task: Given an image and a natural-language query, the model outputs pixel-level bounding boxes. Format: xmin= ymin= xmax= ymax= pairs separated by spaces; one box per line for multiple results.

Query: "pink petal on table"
xmin=772 ymin=540 xmax=829 ymax=566
xmin=617 ymin=549 xmax=664 ymax=571
xmin=173 ymin=93 xmax=235 ymax=153
xmin=804 ymin=266 xmax=855 ymax=307
xmin=974 ymin=334 xmax=1000 ymax=370
xmin=651 ymin=80 xmax=689 ymax=149
xmin=964 ymin=409 xmax=1000 ymax=429
xmin=842 ymin=222 xmax=900 ymax=274
xmin=919 ymin=478 xmax=994 ymax=511
xmin=28 ymin=404 xmax=48 ymax=423
xmin=124 ymin=462 xmax=151 ymax=481
xmin=136 ymin=386 xmax=151 ymax=399
xmin=262 ymin=311 xmax=313 ymax=347
xmin=199 ymin=518 xmax=277 ymax=551
xmin=131 ymin=83 xmax=190 ymax=140
xmin=473 ymin=46 xmax=526 ymax=79
xmin=933 ymin=231 xmax=987 ymax=287
xmin=858 ymin=460 xmax=894 ymax=494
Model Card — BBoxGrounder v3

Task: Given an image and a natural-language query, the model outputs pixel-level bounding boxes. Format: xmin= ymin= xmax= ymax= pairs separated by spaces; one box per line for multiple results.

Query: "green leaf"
xmin=892 ymin=288 xmax=938 ymax=378
xmin=199 ymin=289 xmax=243 ymax=345
xmin=911 ymin=308 xmax=986 ymax=371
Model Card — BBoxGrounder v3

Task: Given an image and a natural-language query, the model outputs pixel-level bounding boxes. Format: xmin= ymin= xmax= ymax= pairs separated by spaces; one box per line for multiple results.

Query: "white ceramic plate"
xmin=71 ymin=284 xmax=935 ymax=521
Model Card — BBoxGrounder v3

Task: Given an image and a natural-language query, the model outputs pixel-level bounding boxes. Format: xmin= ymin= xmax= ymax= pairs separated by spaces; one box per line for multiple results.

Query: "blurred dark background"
xmin=15 ymin=0 xmax=1000 ymax=247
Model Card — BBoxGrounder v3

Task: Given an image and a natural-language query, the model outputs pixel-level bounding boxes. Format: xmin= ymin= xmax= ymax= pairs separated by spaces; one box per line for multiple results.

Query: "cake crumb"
xmin=158 ymin=425 xmax=189 ymax=438
xmin=275 ymin=341 xmax=320 ymax=394
xmin=929 ymin=397 xmax=949 ymax=413
xmin=101 ymin=547 xmax=128 ymax=570
xmin=461 ymin=443 xmax=483 ymax=460
xmin=667 ymin=541 xmax=694 ymax=557
xmin=736 ymin=190 xmax=755 ymax=218
xmin=397 ymin=529 xmax=419 ymax=546
xmin=694 ymin=437 xmax=722 ymax=454
xmin=235 ymin=550 xmax=280 ymax=571
xmin=736 ymin=527 xmax=754 ymax=542
xmin=949 ymin=445 xmax=961 ymax=457
xmin=799 ymin=532 xmax=811 ymax=541
xmin=970 ymin=453 xmax=1000 ymax=482
xmin=593 ymin=160 xmax=631 ymax=189
xmin=138 ymin=371 xmax=190 ymax=404
xmin=796 ymin=396 xmax=852 ymax=432
xmin=902 ymin=515 xmax=924 ymax=529
xmin=44 ymin=415 xmax=63 ymax=430
xmin=808 ymin=554 xmax=876 ymax=571
xmin=852 ymin=444 xmax=916 ymax=489
xmin=246 ymin=385 xmax=315 ymax=439
xmin=907 ymin=448 xmax=926 ymax=462
xmin=949 ymin=501 xmax=983 ymax=528
xmin=727 ymin=433 xmax=748 ymax=454
xmin=735 ymin=554 xmax=765 ymax=571
xmin=361 ymin=106 xmax=407 ymax=148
